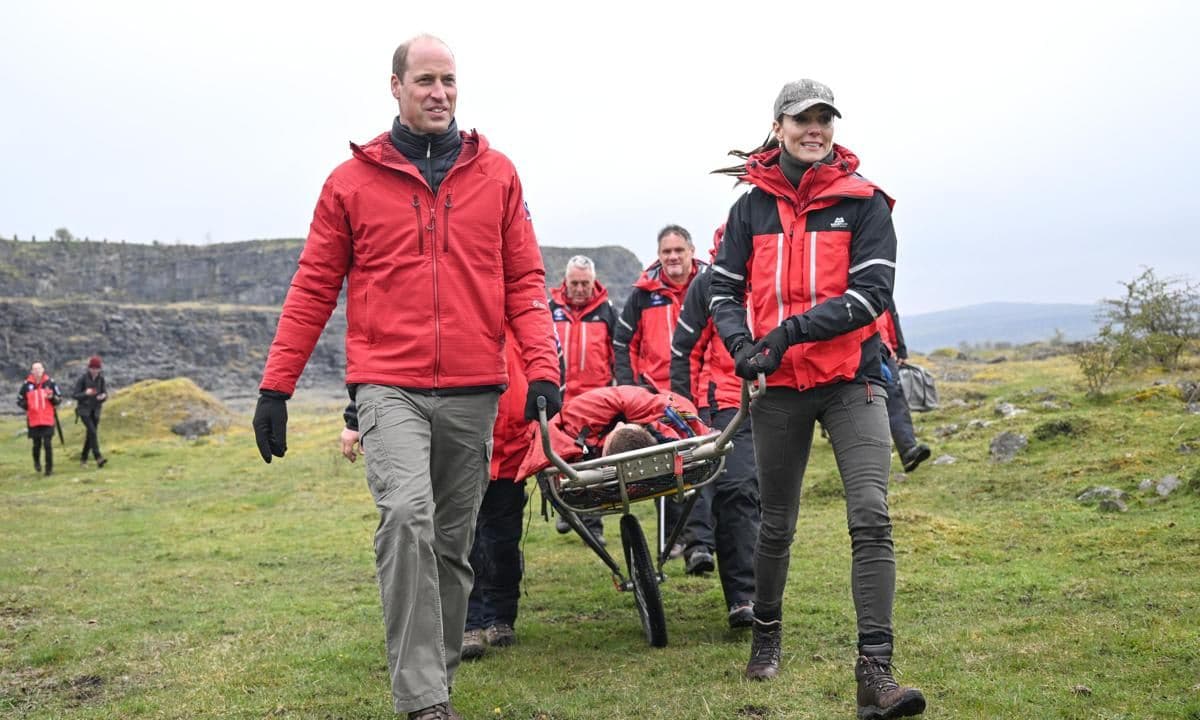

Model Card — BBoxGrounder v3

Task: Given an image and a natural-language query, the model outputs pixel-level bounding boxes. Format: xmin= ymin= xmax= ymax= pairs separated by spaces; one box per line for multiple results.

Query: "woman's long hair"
xmin=711 ymin=131 xmax=779 ymax=179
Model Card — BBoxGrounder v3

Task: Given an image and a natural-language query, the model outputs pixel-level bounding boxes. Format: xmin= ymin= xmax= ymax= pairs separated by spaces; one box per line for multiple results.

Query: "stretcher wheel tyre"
xmin=620 ymin=513 xmax=668 ymax=647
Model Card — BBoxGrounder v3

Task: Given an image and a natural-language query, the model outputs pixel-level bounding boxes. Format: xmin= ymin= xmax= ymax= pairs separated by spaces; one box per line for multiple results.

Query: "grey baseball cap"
xmin=773 ymin=79 xmax=842 ymax=119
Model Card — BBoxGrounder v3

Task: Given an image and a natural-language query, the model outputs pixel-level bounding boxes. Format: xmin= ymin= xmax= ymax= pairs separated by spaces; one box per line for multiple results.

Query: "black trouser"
xmin=465 ymin=479 xmax=527 ymax=631
xmin=704 ymin=407 xmax=760 ymax=608
xmin=751 ymin=382 xmax=895 ymax=647
xmin=79 ymin=409 xmax=102 ymax=462
xmin=30 ymin=427 xmax=54 ymax=472
xmin=883 ymin=353 xmax=917 ymax=455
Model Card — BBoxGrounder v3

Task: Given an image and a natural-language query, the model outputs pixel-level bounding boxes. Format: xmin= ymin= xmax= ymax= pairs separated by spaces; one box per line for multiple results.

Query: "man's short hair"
xmin=392 ymin=34 xmax=452 ymax=79
xmin=657 ymin=224 xmax=693 ymax=248
xmin=603 ymin=425 xmax=657 ymax=456
xmin=565 ymin=255 xmax=596 ymax=277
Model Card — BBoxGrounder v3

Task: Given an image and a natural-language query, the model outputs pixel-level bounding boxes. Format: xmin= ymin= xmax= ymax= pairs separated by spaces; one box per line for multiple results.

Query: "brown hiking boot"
xmin=744 ymin=619 xmax=782 ymax=680
xmin=407 ymin=701 xmax=461 ymax=720
xmin=485 ymin=622 xmax=516 ymax=647
xmin=461 ymin=628 xmax=487 ymax=661
xmin=855 ymin=643 xmax=926 ymax=719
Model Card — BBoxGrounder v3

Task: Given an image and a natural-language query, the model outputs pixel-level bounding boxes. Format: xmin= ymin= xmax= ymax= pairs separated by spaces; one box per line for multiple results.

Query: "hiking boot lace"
xmin=750 ymin=627 xmax=782 ymax=666
xmin=860 ymin=656 xmax=901 ymax=693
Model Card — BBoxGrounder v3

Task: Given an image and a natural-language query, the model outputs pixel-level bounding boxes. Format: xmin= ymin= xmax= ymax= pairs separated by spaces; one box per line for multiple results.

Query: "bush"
xmin=1073 ymin=333 xmax=1127 ymax=396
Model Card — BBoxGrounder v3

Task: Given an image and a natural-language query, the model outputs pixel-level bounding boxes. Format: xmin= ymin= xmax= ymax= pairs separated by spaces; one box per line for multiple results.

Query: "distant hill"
xmin=903 ymin=302 xmax=1104 ymax=352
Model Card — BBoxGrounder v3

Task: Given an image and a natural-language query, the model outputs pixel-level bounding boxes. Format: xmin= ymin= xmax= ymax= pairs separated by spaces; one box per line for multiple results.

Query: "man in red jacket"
xmin=253 ymin=34 xmax=560 ymax=720
xmin=549 ymin=254 xmax=617 ymax=542
xmin=612 ymin=225 xmax=716 ymax=573
xmin=16 ymin=361 xmax=61 ymax=476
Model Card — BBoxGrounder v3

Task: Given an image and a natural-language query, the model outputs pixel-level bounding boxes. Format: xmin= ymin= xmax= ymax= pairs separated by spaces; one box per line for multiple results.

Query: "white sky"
xmin=2 ymin=1 xmax=1196 ymax=314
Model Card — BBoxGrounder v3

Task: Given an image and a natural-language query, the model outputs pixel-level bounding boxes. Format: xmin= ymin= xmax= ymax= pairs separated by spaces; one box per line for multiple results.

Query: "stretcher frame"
xmin=535 ymin=377 xmax=761 ymax=647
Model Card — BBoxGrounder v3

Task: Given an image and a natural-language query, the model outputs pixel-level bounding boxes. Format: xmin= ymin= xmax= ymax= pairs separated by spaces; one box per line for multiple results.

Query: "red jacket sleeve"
xmin=260 ymin=175 xmax=352 ymax=395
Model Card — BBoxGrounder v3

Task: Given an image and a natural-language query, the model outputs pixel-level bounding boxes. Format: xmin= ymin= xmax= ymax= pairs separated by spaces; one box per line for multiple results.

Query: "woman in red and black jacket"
xmin=709 ymin=80 xmax=925 ymax=717
xmin=17 ymin=361 xmax=61 ymax=476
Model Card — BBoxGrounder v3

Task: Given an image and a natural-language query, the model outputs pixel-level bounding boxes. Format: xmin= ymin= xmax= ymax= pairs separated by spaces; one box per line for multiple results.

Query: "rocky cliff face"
xmin=0 ymin=238 xmax=645 ymax=405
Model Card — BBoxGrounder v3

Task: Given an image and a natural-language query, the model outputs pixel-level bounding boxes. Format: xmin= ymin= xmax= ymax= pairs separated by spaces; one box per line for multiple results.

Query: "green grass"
xmin=3 ymin=358 xmax=1199 ymax=719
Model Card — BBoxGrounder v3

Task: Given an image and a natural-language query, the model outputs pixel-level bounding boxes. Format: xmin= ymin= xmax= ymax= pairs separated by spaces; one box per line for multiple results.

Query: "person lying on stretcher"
xmin=515 ymin=384 xmax=710 ymax=481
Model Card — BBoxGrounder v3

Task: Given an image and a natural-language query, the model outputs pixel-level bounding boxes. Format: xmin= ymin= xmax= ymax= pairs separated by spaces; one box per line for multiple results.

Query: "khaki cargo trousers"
xmin=355 ymin=384 xmax=498 ymax=714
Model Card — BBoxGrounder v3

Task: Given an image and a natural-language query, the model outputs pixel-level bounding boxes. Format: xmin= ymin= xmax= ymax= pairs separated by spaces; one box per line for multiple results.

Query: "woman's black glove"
xmin=525 ymin=380 xmax=562 ymax=421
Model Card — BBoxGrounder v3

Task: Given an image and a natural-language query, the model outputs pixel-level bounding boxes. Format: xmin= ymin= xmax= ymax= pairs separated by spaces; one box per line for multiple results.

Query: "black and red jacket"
xmin=613 ymin=260 xmax=707 ymax=389
xmin=549 ymin=281 xmax=616 ymax=401
xmin=17 ymin=374 xmax=61 ymax=428
xmin=671 ymin=227 xmax=743 ymax=411
xmin=710 ymin=143 xmax=895 ymax=391
xmin=260 ymin=129 xmax=559 ymax=396
xmin=876 ymin=305 xmax=908 ymax=360
xmin=516 ymin=385 xmax=708 ymax=480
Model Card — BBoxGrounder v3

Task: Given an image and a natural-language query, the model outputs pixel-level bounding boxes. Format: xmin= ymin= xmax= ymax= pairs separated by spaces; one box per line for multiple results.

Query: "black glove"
xmin=731 ymin=338 xmax=760 ymax=381
xmin=253 ymin=390 xmax=290 ymax=463
xmin=748 ymin=319 xmax=796 ymax=376
xmin=525 ymin=380 xmax=562 ymax=421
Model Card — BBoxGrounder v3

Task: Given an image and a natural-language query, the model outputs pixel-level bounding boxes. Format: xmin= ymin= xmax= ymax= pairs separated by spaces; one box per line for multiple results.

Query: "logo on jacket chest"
xmin=648 ymin=293 xmax=671 ymax=307
xmin=553 ymin=308 xmax=569 ymax=321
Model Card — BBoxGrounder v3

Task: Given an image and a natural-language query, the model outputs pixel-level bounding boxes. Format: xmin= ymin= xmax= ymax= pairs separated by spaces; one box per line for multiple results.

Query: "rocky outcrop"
xmin=0 ymin=237 xmax=645 ymax=310
xmin=0 ymin=297 xmax=344 ymax=401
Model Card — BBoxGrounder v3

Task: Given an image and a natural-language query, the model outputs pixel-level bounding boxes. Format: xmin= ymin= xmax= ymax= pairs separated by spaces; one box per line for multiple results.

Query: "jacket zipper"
xmin=578 ymin=321 xmax=586 ymax=372
xmin=411 ymin=195 xmax=424 ymax=255
xmin=429 ymin=201 xmax=441 ymax=384
xmin=442 ymin=193 xmax=453 ymax=253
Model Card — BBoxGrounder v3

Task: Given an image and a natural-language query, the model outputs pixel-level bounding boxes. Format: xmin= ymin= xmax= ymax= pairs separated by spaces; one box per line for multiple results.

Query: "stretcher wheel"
xmin=620 ymin=514 xmax=667 ymax=647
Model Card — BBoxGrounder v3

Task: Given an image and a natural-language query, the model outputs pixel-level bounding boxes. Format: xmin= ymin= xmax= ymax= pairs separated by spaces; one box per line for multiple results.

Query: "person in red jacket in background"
xmin=550 ymin=255 xmax=617 ymax=401
xmin=255 ymin=35 xmax=561 ymax=720
xmin=612 ymin=224 xmax=716 ymax=573
xmin=877 ymin=305 xmax=931 ymax=473
xmin=16 ymin=361 xmax=61 ymax=476
xmin=549 ymin=254 xmax=617 ymax=542
xmin=670 ymin=225 xmax=761 ymax=629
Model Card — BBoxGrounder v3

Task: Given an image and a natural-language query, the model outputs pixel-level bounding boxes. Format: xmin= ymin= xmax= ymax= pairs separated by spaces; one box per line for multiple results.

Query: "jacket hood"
xmin=744 ymin=143 xmax=877 ymax=203
xmin=550 ymin=280 xmax=610 ymax=317
xmin=708 ymin=224 xmax=725 ymax=262
xmin=25 ymin=373 xmax=50 ymax=384
xmin=350 ymin=128 xmax=487 ymax=175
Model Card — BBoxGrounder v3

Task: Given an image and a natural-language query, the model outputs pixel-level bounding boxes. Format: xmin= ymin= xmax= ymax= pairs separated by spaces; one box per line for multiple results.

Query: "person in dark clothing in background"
xmin=17 ymin=361 xmax=62 ymax=476
xmin=670 ymin=225 xmax=761 ymax=629
xmin=73 ymin=355 xmax=108 ymax=468
xmin=878 ymin=305 xmax=931 ymax=473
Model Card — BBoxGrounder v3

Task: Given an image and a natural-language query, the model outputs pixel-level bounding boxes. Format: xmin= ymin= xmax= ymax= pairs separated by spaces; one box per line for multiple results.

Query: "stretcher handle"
xmin=713 ymin=372 xmax=766 ymax=451
xmin=537 ymin=395 xmax=582 ymax=485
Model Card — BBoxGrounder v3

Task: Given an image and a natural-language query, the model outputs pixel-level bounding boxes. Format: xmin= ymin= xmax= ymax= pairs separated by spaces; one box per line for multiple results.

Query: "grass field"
xmin=2 ymin=355 xmax=1199 ymax=719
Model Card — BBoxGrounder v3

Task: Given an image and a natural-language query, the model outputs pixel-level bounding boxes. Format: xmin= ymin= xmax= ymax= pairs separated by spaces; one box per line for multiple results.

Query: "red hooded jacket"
xmin=549 ymin=281 xmax=616 ymax=401
xmin=260 ymin=129 xmax=559 ymax=396
xmin=613 ymin=260 xmax=707 ymax=389
xmin=516 ymin=385 xmax=708 ymax=480
xmin=491 ymin=325 xmax=535 ymax=480
xmin=710 ymin=144 xmax=896 ymax=391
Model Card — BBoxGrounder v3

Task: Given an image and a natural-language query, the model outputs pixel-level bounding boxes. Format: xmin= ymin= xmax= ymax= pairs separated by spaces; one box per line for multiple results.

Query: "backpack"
xmin=898 ymin=362 xmax=939 ymax=412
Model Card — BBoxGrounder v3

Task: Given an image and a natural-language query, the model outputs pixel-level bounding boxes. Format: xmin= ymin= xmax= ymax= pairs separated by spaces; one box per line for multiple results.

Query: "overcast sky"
xmin=2 ymin=1 xmax=1196 ymax=314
